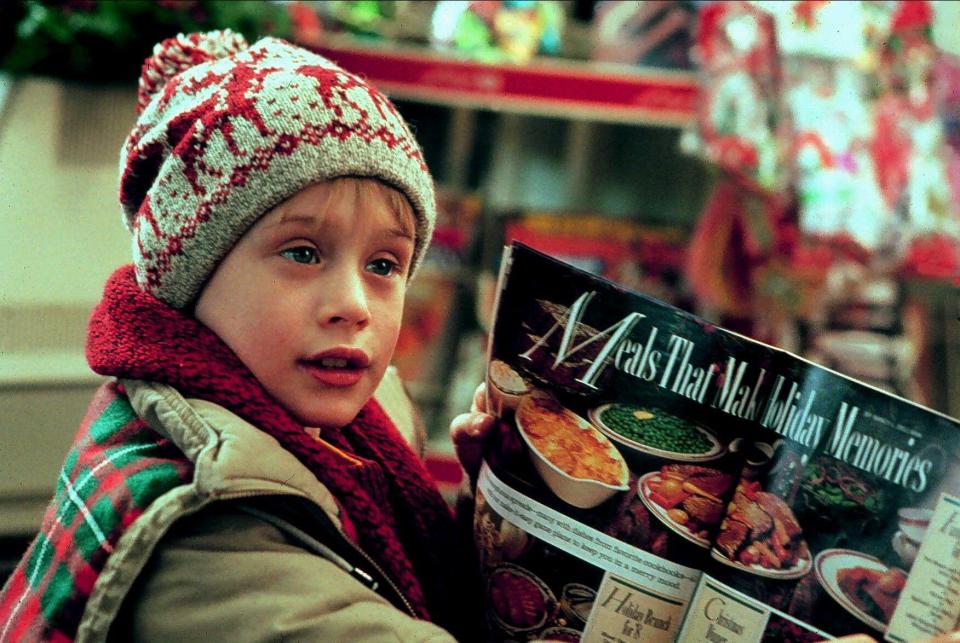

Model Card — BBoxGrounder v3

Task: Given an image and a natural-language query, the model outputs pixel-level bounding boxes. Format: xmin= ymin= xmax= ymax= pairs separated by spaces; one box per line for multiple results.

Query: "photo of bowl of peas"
xmin=588 ymin=403 xmax=725 ymax=463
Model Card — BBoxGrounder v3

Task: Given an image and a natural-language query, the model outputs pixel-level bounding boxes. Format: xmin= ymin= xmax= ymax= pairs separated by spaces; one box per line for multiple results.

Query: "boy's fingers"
xmin=450 ymin=412 xmax=493 ymax=441
xmin=471 ymin=382 xmax=488 ymax=413
xmin=823 ymin=631 xmax=960 ymax=643
xmin=450 ymin=412 xmax=495 ymax=479
xmin=450 ymin=413 xmax=495 ymax=453
xmin=927 ymin=633 xmax=960 ymax=642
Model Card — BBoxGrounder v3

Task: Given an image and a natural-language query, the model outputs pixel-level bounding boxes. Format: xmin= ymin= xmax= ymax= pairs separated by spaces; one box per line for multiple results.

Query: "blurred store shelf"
xmin=313 ymin=38 xmax=699 ymax=127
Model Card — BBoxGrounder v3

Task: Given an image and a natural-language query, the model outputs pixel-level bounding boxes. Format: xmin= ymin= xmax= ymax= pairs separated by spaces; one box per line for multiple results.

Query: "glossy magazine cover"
xmin=475 ymin=242 xmax=960 ymax=642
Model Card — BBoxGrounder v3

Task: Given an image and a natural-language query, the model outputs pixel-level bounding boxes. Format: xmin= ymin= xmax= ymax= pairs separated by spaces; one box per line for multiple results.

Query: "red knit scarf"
xmin=86 ymin=265 xmax=475 ymax=637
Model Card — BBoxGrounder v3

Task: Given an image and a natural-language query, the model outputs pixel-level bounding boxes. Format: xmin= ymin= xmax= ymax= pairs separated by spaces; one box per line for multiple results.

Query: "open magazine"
xmin=475 ymin=242 xmax=960 ymax=643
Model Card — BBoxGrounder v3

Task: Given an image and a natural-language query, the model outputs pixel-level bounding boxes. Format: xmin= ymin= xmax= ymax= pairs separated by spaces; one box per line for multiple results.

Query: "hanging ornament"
xmin=692 ymin=1 xmax=784 ymax=190
xmin=883 ymin=0 xmax=960 ymax=279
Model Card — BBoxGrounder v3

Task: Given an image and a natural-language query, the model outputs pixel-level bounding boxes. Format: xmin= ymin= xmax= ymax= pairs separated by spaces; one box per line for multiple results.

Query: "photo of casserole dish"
xmin=515 ymin=392 xmax=629 ymax=509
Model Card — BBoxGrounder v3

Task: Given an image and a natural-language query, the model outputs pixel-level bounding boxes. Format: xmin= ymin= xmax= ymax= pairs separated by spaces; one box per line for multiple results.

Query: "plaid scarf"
xmin=0 ymin=383 xmax=191 ymax=643
xmin=0 ymin=265 xmax=477 ymax=641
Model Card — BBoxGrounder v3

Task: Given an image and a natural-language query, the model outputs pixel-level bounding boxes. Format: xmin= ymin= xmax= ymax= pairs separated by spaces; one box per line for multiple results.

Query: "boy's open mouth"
xmin=300 ymin=348 xmax=370 ymax=387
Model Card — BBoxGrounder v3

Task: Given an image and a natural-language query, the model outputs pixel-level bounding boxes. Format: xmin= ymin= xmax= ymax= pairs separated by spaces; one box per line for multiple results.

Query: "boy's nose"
xmin=320 ymin=268 xmax=370 ymax=328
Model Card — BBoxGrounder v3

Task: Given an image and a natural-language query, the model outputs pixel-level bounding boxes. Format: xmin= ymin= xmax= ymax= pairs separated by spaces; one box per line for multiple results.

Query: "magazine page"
xmin=475 ymin=242 xmax=960 ymax=643
xmin=478 ymin=243 xmax=774 ymax=641
xmin=680 ymin=357 xmax=960 ymax=643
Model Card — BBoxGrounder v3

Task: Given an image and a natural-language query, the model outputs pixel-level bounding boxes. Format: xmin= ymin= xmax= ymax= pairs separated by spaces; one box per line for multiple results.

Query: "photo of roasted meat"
xmin=716 ymin=518 xmax=749 ymax=559
xmin=669 ymin=465 xmax=731 ymax=492
xmin=714 ymin=479 xmax=810 ymax=577
xmin=641 ymin=463 xmax=734 ymax=546
xmin=815 ymin=549 xmax=909 ymax=633
xmin=837 ymin=566 xmax=906 ymax=625
xmin=761 ymin=493 xmax=803 ymax=541
xmin=683 ymin=494 xmax=725 ymax=525
xmin=739 ymin=500 xmax=774 ymax=538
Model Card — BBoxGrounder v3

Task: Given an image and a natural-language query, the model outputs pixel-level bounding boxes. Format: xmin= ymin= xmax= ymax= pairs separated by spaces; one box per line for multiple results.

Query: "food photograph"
xmin=480 ymin=240 xmax=960 ymax=642
xmin=474 ymin=488 xmax=605 ymax=641
xmin=480 ymin=342 xmax=755 ymax=641
xmin=815 ymin=549 xmax=908 ymax=632
xmin=589 ymin=403 xmax=726 ymax=463
xmin=639 ymin=464 xmax=734 ymax=548
xmin=713 ymin=478 xmax=812 ymax=580
xmin=514 ymin=391 xmax=630 ymax=509
xmin=484 ymin=347 xmax=746 ymax=561
xmin=700 ymin=430 xmax=960 ymax=640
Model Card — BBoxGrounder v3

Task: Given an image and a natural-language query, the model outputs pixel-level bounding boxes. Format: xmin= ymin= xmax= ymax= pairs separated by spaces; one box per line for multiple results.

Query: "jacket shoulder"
xmin=0 ymin=381 xmax=192 ymax=642
xmin=116 ymin=499 xmax=456 ymax=642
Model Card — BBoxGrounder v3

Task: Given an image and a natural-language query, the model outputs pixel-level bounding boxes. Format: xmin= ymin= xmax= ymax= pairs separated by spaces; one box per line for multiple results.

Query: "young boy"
xmin=0 ymin=31 xmax=485 ymax=642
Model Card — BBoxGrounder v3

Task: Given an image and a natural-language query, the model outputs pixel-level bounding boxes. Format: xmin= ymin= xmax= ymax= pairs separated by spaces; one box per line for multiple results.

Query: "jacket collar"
xmin=122 ymin=377 xmax=345 ymax=529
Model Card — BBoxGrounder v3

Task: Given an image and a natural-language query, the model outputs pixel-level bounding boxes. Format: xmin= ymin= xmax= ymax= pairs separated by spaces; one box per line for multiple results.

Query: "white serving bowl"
xmin=891 ymin=530 xmax=920 ymax=567
xmin=515 ymin=394 xmax=629 ymax=509
xmin=487 ymin=359 xmax=530 ymax=414
xmin=898 ymin=507 xmax=933 ymax=545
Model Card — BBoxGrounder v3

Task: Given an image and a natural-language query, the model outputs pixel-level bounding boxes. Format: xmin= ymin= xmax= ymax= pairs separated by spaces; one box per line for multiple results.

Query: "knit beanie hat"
xmin=119 ymin=30 xmax=436 ymax=309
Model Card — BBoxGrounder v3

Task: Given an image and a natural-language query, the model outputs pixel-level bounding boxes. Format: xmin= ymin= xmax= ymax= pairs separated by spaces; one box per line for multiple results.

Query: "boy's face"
xmin=195 ymin=179 xmax=415 ymax=430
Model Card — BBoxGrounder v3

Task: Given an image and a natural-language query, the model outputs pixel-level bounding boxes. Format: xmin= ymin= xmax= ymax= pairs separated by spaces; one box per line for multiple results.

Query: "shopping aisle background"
xmin=1 ymin=1 xmax=958 ymax=566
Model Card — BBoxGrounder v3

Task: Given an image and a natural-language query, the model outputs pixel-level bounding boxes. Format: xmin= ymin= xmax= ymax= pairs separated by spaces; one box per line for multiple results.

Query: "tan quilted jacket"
xmin=75 ymin=368 xmax=455 ymax=642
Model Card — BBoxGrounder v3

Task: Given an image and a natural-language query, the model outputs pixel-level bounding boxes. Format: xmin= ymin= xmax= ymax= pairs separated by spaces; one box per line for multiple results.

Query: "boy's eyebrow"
xmin=269 ymin=213 xmax=318 ymax=229
xmin=266 ymin=212 xmax=415 ymax=242
xmin=385 ymin=221 xmax=415 ymax=241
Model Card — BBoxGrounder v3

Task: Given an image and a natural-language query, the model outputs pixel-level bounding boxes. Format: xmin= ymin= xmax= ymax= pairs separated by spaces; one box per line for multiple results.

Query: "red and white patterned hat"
xmin=120 ymin=30 xmax=436 ymax=309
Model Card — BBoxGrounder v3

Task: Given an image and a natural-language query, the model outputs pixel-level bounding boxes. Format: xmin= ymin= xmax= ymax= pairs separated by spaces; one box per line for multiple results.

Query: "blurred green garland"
xmin=0 ymin=0 xmax=292 ymax=84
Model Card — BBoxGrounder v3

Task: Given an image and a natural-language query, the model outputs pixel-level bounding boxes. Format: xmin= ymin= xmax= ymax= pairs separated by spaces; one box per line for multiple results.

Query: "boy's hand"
xmin=449 ymin=383 xmax=496 ymax=482
xmin=830 ymin=633 xmax=960 ymax=643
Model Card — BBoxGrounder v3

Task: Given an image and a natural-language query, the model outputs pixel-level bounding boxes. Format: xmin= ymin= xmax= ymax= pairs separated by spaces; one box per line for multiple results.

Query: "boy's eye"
xmin=280 ymin=246 xmax=319 ymax=264
xmin=367 ymin=257 xmax=400 ymax=277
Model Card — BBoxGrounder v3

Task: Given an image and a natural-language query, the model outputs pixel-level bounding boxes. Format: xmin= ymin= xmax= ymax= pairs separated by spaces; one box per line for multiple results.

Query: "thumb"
xmin=450 ymin=412 xmax=495 ymax=481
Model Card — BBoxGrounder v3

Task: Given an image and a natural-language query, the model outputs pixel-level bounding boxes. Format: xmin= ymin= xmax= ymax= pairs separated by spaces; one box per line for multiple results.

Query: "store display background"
xmin=1 ymin=1 xmax=959 ymax=570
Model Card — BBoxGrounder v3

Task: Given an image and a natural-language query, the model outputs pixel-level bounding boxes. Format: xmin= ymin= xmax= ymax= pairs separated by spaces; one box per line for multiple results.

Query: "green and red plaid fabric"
xmin=0 ymin=381 xmax=192 ymax=642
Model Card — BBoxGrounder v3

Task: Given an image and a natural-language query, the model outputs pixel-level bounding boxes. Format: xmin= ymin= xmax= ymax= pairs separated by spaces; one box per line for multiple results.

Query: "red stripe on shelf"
xmin=315 ymin=45 xmax=698 ymax=119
